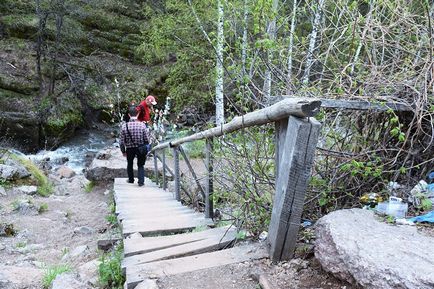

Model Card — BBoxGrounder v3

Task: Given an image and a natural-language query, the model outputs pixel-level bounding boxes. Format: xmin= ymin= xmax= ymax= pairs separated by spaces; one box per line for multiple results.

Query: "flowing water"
xmin=28 ymin=129 xmax=114 ymax=173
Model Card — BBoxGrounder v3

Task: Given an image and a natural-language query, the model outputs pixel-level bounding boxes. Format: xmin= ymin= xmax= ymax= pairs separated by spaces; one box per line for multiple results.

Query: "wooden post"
xmin=173 ymin=146 xmax=181 ymax=201
xmin=179 ymin=146 xmax=206 ymax=199
xmin=268 ymin=116 xmax=321 ymax=262
xmin=162 ymin=149 xmax=167 ymax=190
xmin=153 ymin=152 xmax=159 ymax=185
xmin=205 ymin=138 xmax=214 ymax=219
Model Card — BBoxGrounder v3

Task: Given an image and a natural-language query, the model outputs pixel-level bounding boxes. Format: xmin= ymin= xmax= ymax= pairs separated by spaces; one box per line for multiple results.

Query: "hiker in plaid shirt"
xmin=119 ymin=105 xmax=150 ymax=187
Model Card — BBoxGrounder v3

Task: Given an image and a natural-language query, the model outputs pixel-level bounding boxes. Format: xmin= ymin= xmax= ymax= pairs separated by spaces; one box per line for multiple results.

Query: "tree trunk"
xmin=286 ymin=0 xmax=297 ymax=94
xmin=263 ymin=0 xmax=279 ymax=100
xmin=215 ymin=0 xmax=225 ymax=126
xmin=302 ymin=0 xmax=325 ymax=86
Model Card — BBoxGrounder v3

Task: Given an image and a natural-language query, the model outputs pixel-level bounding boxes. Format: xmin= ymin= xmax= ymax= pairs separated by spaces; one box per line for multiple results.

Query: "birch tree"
xmin=215 ymin=0 xmax=225 ymax=125
xmin=263 ymin=0 xmax=279 ymax=100
xmin=302 ymin=0 xmax=325 ymax=86
xmin=286 ymin=0 xmax=297 ymax=94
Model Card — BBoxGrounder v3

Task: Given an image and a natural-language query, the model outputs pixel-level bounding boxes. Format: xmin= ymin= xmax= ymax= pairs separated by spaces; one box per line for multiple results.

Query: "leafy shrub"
xmin=42 ymin=264 xmax=72 ymax=289
xmin=98 ymin=244 xmax=125 ymax=289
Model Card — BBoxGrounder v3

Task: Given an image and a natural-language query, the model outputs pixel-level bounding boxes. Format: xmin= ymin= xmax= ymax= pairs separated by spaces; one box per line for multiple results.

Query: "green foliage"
xmin=16 ymin=241 xmax=27 ymax=248
xmin=42 ymin=264 xmax=72 ymax=289
xmin=213 ymin=126 xmax=275 ymax=237
xmin=38 ymin=203 xmax=49 ymax=213
xmin=85 ymin=181 xmax=95 ymax=193
xmin=98 ymin=244 xmax=125 ymax=289
xmin=106 ymin=214 xmax=117 ymax=225
xmin=12 ymin=155 xmax=53 ymax=197
xmin=137 ymin=0 xmax=214 ymax=111
xmin=192 ymin=225 xmax=207 ymax=233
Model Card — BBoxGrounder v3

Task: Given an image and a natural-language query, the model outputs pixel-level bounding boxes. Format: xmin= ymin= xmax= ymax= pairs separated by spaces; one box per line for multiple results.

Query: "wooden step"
xmin=124 ymin=226 xmax=236 ymax=257
xmin=125 ymin=244 xmax=268 ymax=289
xmin=122 ymin=227 xmax=237 ymax=270
xmin=121 ymin=217 xmax=213 ymax=237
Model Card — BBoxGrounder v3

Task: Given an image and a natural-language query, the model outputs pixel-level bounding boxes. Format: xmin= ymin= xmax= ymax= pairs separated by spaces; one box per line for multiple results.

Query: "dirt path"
xmin=0 ymin=172 xmax=111 ymax=288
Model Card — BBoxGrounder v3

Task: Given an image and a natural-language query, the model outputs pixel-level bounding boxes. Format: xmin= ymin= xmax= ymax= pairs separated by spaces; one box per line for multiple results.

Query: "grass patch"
xmin=191 ymin=225 xmax=207 ymax=233
xmin=42 ymin=264 xmax=72 ymax=289
xmin=11 ymin=155 xmax=53 ymax=196
xmin=38 ymin=203 xmax=48 ymax=213
xmin=85 ymin=181 xmax=95 ymax=193
xmin=98 ymin=243 xmax=125 ymax=289
xmin=106 ymin=214 xmax=117 ymax=225
xmin=16 ymin=241 xmax=26 ymax=248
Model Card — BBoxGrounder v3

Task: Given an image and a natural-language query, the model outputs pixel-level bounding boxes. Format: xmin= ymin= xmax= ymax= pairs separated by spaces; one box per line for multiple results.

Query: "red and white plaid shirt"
xmin=119 ymin=119 xmax=149 ymax=152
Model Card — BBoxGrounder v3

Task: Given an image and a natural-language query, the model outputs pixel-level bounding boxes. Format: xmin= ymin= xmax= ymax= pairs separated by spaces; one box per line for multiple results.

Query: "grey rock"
xmin=17 ymin=243 xmax=45 ymax=254
xmin=4 ymin=158 xmax=31 ymax=179
xmin=15 ymin=185 xmax=38 ymax=195
xmin=0 ymin=186 xmax=6 ymax=196
xmin=57 ymin=166 xmax=76 ymax=179
xmin=73 ymin=226 xmax=94 ymax=235
xmin=136 ymin=279 xmax=159 ymax=289
xmin=128 ymin=232 xmax=143 ymax=239
xmin=0 ymin=164 xmax=17 ymax=180
xmin=14 ymin=199 xmax=38 ymax=215
xmin=0 ymin=244 xmax=5 ymax=251
xmin=78 ymin=259 xmax=100 ymax=286
xmin=315 ymin=208 xmax=434 ymax=289
xmin=63 ymin=245 xmax=90 ymax=260
xmin=0 ymin=265 xmax=43 ymax=288
xmin=51 ymin=273 xmax=89 ymax=289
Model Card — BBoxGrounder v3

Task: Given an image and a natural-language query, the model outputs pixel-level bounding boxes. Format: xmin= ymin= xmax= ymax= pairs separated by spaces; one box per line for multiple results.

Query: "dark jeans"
xmin=126 ymin=147 xmax=146 ymax=185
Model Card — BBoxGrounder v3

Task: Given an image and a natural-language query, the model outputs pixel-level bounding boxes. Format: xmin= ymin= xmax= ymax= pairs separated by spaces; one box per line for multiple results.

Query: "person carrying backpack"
xmin=119 ymin=104 xmax=150 ymax=187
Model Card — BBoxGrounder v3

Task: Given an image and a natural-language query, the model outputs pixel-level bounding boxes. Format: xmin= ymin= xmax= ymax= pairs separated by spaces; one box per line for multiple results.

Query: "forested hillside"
xmin=0 ymin=0 xmax=170 ymax=151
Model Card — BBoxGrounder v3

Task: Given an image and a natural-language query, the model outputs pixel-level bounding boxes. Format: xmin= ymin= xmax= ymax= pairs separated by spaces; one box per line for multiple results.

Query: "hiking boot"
xmin=138 ymin=183 xmax=144 ymax=187
xmin=126 ymin=179 xmax=134 ymax=184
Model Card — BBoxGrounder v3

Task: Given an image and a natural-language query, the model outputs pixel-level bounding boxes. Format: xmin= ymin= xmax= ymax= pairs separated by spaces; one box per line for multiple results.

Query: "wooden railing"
xmin=150 ymin=98 xmax=322 ymax=262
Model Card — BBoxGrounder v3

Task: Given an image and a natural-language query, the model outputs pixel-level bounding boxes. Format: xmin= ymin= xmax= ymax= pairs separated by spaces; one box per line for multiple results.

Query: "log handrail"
xmin=151 ymin=98 xmax=321 ymax=152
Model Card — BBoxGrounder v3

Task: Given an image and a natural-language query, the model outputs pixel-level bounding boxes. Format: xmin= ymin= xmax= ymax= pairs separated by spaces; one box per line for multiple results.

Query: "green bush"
xmin=42 ymin=264 xmax=72 ymax=289
xmin=98 ymin=244 xmax=125 ymax=289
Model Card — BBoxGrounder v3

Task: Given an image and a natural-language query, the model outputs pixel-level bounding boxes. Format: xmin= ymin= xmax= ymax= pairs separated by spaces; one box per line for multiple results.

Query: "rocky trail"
xmin=0 ymin=165 xmax=111 ymax=289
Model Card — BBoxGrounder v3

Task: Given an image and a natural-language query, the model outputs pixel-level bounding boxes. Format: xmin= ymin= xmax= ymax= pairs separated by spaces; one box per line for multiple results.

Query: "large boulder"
xmin=51 ymin=273 xmax=90 ymax=289
xmin=0 ymin=265 xmax=43 ymax=288
xmin=315 ymin=208 xmax=434 ymax=289
xmin=85 ymin=147 xmax=158 ymax=182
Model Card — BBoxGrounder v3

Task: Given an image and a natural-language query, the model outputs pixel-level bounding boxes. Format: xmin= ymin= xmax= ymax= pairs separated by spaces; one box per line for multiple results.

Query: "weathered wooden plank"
xmin=122 ymin=227 xmax=237 ymax=269
xmin=151 ymin=98 xmax=321 ymax=151
xmin=115 ymin=203 xmax=186 ymax=216
xmin=320 ymin=98 xmax=413 ymax=111
xmin=118 ymin=211 xmax=205 ymax=223
xmin=123 ymin=226 xmax=236 ymax=257
xmin=178 ymin=145 xmax=206 ymax=199
xmin=125 ymin=244 xmax=268 ymax=289
xmin=173 ymin=146 xmax=181 ymax=201
xmin=162 ymin=149 xmax=167 ymax=190
xmin=205 ymin=138 xmax=214 ymax=219
xmin=153 ymin=153 xmax=159 ymax=185
xmin=121 ymin=218 xmax=213 ymax=237
xmin=268 ymin=116 xmax=321 ymax=262
xmin=114 ymin=178 xmax=159 ymax=186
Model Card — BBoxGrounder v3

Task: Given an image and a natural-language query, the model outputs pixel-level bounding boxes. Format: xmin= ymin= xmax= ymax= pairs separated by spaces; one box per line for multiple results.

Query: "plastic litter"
xmin=376 ymin=197 xmax=408 ymax=218
xmin=409 ymin=211 xmax=434 ymax=223
xmin=301 ymin=220 xmax=313 ymax=228
xmin=395 ymin=218 xmax=415 ymax=226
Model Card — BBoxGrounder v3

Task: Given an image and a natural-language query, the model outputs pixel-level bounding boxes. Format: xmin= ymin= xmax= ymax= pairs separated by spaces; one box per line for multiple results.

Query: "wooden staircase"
xmin=113 ymin=178 xmax=268 ymax=289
